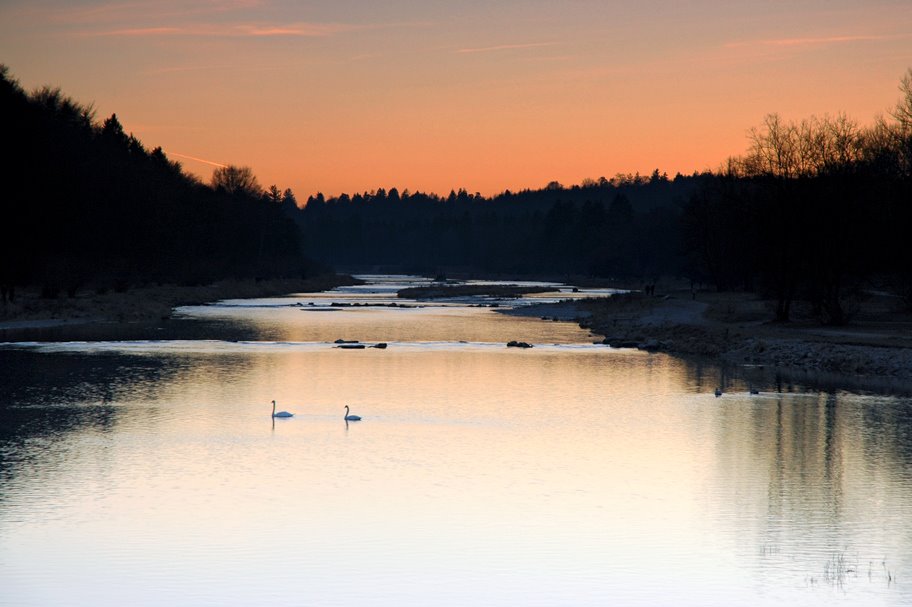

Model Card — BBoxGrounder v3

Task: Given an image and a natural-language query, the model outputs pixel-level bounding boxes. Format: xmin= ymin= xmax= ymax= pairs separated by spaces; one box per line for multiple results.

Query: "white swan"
xmin=344 ymin=405 xmax=362 ymax=421
xmin=272 ymin=400 xmax=294 ymax=418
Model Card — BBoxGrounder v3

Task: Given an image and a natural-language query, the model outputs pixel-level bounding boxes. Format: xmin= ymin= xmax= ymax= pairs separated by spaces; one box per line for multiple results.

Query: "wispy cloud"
xmin=79 ymin=21 xmax=365 ymax=38
xmin=147 ymin=62 xmax=299 ymax=74
xmin=244 ymin=22 xmax=377 ymax=37
xmin=44 ymin=0 xmax=263 ymax=24
xmin=96 ymin=26 xmax=182 ymax=37
xmin=148 ymin=63 xmax=259 ymax=74
xmin=167 ymin=151 xmax=227 ymax=168
xmin=456 ymin=42 xmax=559 ymax=54
xmin=725 ymin=34 xmax=895 ymax=49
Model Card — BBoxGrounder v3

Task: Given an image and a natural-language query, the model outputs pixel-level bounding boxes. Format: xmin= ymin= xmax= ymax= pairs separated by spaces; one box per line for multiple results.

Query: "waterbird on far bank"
xmin=749 ymin=386 xmax=759 ymax=395
xmin=344 ymin=405 xmax=362 ymax=421
xmin=272 ymin=400 xmax=294 ymax=418
xmin=714 ymin=388 xmax=722 ymax=397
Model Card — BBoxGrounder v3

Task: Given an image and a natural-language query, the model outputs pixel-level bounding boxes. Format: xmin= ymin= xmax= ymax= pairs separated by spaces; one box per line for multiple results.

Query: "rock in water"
xmin=507 ymin=341 xmax=533 ymax=348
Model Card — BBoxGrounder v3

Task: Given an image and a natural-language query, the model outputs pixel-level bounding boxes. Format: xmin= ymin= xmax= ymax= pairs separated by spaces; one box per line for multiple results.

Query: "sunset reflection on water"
xmin=1 ymin=277 xmax=910 ymax=606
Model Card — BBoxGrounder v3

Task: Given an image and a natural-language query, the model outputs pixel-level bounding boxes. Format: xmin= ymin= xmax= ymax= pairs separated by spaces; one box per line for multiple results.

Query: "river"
xmin=1 ymin=275 xmax=910 ymax=606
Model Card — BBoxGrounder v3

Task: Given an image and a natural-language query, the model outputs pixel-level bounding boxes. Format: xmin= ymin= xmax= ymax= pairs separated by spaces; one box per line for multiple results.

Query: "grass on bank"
xmin=0 ymin=274 xmax=362 ymax=324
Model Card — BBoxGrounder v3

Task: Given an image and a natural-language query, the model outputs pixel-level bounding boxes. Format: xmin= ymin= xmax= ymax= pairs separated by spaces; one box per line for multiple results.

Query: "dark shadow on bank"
xmin=684 ymin=354 xmax=912 ymax=398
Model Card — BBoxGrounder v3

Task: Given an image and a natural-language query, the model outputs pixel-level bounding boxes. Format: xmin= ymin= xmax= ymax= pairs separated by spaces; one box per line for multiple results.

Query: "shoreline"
xmin=0 ymin=274 xmax=361 ymax=329
xmin=6 ymin=274 xmax=911 ymax=388
xmin=502 ymin=288 xmax=912 ymax=384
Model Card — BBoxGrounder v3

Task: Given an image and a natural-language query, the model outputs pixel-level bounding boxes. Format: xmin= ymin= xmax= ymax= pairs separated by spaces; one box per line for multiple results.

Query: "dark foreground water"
xmin=1 ymin=276 xmax=910 ymax=606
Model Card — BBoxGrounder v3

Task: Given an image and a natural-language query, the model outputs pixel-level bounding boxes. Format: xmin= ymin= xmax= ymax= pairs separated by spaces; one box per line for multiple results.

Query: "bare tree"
xmin=211 ymin=165 xmax=262 ymax=197
xmin=889 ymin=69 xmax=912 ymax=178
xmin=744 ymin=114 xmax=800 ymax=178
xmin=893 ymin=68 xmax=912 ymax=129
xmin=744 ymin=113 xmax=863 ymax=179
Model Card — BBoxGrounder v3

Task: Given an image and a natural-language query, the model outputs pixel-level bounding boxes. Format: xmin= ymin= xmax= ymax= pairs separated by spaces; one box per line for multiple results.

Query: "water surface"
xmin=1 ymin=276 xmax=910 ymax=605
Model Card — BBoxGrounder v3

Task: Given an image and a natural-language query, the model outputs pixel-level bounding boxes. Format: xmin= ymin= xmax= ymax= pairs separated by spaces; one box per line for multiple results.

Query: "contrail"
xmin=167 ymin=151 xmax=228 ymax=168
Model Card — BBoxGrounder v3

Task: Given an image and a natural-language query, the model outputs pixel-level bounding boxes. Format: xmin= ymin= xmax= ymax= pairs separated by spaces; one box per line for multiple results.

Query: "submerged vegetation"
xmin=806 ymin=550 xmax=897 ymax=590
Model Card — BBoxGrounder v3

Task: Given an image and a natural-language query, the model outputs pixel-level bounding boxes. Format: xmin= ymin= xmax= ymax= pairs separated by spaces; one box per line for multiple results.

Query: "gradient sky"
xmin=2 ymin=0 xmax=911 ymax=197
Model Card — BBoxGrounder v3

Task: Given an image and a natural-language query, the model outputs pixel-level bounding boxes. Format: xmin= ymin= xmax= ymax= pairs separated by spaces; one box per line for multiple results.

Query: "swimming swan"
xmin=272 ymin=400 xmax=294 ymax=418
xmin=344 ymin=405 xmax=362 ymax=421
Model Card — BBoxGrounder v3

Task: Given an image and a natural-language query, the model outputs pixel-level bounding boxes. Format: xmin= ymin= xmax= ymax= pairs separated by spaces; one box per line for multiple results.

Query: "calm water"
xmin=1 ymin=276 xmax=910 ymax=606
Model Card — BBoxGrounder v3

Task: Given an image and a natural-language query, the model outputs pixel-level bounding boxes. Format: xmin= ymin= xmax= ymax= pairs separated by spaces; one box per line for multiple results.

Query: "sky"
xmin=1 ymin=0 xmax=911 ymax=197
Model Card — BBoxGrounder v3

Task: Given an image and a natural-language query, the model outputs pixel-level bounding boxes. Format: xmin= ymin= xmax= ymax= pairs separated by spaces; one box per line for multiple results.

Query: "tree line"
xmin=0 ymin=65 xmax=312 ymax=301
xmin=289 ymin=70 xmax=912 ymax=325
xmin=682 ymin=71 xmax=912 ymax=323
xmin=290 ymin=171 xmax=710 ymax=277
xmin=4 ymin=62 xmax=910 ymax=327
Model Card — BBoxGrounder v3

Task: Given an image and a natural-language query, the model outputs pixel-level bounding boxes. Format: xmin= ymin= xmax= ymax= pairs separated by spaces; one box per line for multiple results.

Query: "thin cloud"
xmin=245 ymin=24 xmax=361 ymax=37
xmin=80 ymin=21 xmax=364 ymax=38
xmin=147 ymin=63 xmax=283 ymax=74
xmin=167 ymin=151 xmax=227 ymax=168
xmin=456 ymin=42 xmax=559 ymax=54
xmin=146 ymin=62 xmax=301 ymax=75
xmin=95 ymin=26 xmax=182 ymax=37
xmin=42 ymin=0 xmax=263 ymax=24
xmin=147 ymin=64 xmax=238 ymax=74
xmin=725 ymin=34 xmax=894 ymax=49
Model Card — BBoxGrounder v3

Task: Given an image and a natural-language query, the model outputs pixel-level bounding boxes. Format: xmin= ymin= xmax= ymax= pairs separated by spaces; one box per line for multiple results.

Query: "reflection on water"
xmin=1 ymin=276 xmax=910 ymax=606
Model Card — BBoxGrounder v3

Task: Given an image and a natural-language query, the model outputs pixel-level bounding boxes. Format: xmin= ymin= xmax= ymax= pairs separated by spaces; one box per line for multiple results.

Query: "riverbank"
xmin=506 ymin=287 xmax=912 ymax=382
xmin=0 ymin=274 xmax=362 ymax=329
xmin=397 ymin=284 xmax=556 ymax=299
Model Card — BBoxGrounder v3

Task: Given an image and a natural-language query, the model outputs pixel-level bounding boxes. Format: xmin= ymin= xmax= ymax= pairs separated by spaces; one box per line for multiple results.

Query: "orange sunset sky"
xmin=1 ymin=0 xmax=911 ymax=197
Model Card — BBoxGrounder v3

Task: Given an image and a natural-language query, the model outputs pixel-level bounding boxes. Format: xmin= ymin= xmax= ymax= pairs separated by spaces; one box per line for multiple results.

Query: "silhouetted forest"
xmin=0 ymin=65 xmax=311 ymax=300
xmin=290 ymin=69 xmax=912 ymax=325
xmin=292 ymin=172 xmax=709 ymax=277
xmin=681 ymin=76 xmax=912 ymax=323
xmin=3 ymin=63 xmax=911 ymax=327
